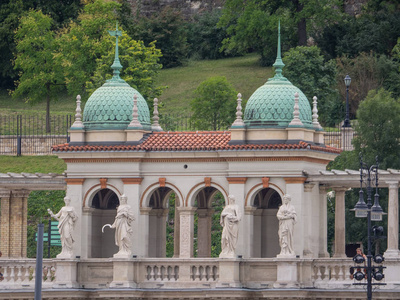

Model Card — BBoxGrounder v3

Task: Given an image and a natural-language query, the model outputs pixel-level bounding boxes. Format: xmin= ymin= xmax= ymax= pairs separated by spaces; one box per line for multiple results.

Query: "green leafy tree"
xmin=282 ymin=46 xmax=340 ymax=126
xmin=86 ymin=31 xmax=164 ymax=106
xmin=190 ymin=76 xmax=237 ymax=131
xmin=55 ymin=0 xmax=120 ymax=98
xmin=336 ymin=53 xmax=400 ymax=121
xmin=353 ymin=88 xmax=400 ymax=169
xmin=218 ymin=0 xmax=342 ymax=66
xmin=13 ymin=10 xmax=64 ymax=132
xmin=131 ymin=7 xmax=189 ymax=68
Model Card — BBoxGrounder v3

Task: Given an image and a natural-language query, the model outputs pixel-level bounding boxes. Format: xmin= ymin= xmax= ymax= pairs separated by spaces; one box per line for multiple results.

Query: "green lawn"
xmin=0 ymin=54 xmax=272 ymax=116
xmin=0 ymin=156 xmax=66 ymax=173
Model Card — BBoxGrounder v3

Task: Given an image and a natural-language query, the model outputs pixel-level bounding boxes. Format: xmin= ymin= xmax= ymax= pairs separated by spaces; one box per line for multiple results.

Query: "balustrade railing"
xmin=0 ymin=259 xmax=56 ymax=289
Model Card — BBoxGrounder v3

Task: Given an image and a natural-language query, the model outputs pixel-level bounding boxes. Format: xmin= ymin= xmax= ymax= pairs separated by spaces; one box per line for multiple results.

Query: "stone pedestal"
xmin=110 ymin=259 xmax=136 ymax=288
xmin=216 ymin=259 xmax=241 ymax=288
xmin=273 ymin=259 xmax=299 ymax=288
xmin=53 ymin=259 xmax=79 ymax=288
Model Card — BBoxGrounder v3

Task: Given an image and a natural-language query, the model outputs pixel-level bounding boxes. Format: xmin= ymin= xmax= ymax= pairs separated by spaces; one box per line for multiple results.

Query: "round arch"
xmin=83 ymin=183 xmax=122 ymax=208
xmin=245 ymin=182 xmax=284 ymax=208
xmin=185 ymin=181 xmax=228 ymax=207
xmin=140 ymin=182 xmax=183 ymax=209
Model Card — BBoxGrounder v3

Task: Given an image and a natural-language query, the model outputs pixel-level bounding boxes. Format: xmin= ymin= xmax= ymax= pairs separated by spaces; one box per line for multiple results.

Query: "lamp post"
xmin=343 ymin=75 xmax=351 ymax=128
xmin=352 ymin=154 xmax=385 ymax=300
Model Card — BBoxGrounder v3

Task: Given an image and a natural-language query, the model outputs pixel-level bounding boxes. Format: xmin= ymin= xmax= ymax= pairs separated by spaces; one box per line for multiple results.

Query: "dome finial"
xmin=270 ymin=20 xmax=286 ymax=82
xmin=108 ymin=22 xmax=123 ymax=80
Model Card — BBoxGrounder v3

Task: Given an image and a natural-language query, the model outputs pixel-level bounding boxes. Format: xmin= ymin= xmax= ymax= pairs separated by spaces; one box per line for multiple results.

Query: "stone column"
xmin=197 ymin=208 xmax=213 ymax=258
xmin=284 ymin=177 xmax=306 ymax=257
xmin=249 ymin=207 xmax=260 ymax=257
xmin=8 ymin=190 xmax=30 ymax=258
xmin=385 ymin=181 xmax=400 ymax=257
xmin=333 ymin=188 xmax=347 ymax=258
xmin=0 ymin=189 xmax=11 ymax=257
xmin=122 ymin=178 xmax=143 ymax=257
xmin=318 ymin=186 xmax=330 ymax=257
xmin=226 ymin=177 xmax=247 ymax=257
xmin=173 ymin=206 xmax=180 ymax=257
xmin=178 ymin=207 xmax=196 ymax=258
xmin=65 ymin=178 xmax=85 ymax=258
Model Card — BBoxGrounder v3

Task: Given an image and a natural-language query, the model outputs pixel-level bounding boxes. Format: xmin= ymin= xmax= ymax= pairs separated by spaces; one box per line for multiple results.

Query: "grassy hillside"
xmin=0 ymin=54 xmax=271 ymax=116
xmin=0 ymin=156 xmax=66 ymax=173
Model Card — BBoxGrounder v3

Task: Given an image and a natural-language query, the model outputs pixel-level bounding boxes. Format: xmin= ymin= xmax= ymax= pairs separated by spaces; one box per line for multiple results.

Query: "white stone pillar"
xmin=284 ymin=177 xmax=306 ymax=257
xmin=333 ymin=188 xmax=347 ymax=258
xmin=65 ymin=179 xmax=85 ymax=259
xmin=122 ymin=178 xmax=144 ymax=257
xmin=318 ymin=186 xmax=330 ymax=257
xmin=385 ymin=181 xmax=400 ymax=257
xmin=226 ymin=177 xmax=247 ymax=257
xmin=178 ymin=207 xmax=196 ymax=258
xmin=246 ymin=207 xmax=258 ymax=257
xmin=303 ymin=183 xmax=315 ymax=258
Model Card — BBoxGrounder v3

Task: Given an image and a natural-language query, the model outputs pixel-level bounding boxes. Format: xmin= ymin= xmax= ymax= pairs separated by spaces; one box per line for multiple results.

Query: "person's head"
xmin=228 ymin=195 xmax=235 ymax=205
xmin=283 ymin=194 xmax=291 ymax=204
xmin=356 ymin=248 xmax=363 ymax=255
xmin=64 ymin=196 xmax=71 ymax=205
xmin=120 ymin=194 xmax=127 ymax=204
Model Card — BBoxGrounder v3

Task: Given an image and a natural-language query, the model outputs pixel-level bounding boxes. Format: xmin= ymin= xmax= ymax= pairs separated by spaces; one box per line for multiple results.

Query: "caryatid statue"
xmin=276 ymin=194 xmax=297 ymax=257
xmin=48 ymin=196 xmax=78 ymax=258
xmin=103 ymin=194 xmax=135 ymax=258
xmin=219 ymin=195 xmax=242 ymax=258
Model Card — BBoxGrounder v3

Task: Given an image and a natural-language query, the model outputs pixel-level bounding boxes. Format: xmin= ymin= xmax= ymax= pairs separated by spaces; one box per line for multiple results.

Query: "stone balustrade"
xmin=0 ymin=257 xmax=396 ymax=291
xmin=0 ymin=259 xmax=56 ymax=290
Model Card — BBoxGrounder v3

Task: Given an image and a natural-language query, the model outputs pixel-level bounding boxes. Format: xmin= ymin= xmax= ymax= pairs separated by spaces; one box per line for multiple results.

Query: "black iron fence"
xmin=0 ymin=114 xmax=353 ymax=155
xmin=0 ymin=115 xmax=72 ymax=156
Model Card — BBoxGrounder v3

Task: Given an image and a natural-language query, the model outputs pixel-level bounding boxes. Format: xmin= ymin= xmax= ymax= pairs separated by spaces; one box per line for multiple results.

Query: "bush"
xmin=316 ymin=10 xmax=400 ymax=59
xmin=190 ymin=76 xmax=237 ymax=130
xmin=131 ymin=7 xmax=189 ymax=68
xmin=187 ymin=9 xmax=231 ymax=60
xmin=336 ymin=52 xmax=400 ymax=119
xmin=282 ymin=46 xmax=340 ymax=126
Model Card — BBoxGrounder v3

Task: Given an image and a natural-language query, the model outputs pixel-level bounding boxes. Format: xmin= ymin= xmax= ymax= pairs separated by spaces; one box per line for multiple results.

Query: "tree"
xmin=55 ymin=0 xmax=121 ymax=99
xmin=353 ymin=88 xmax=400 ymax=169
xmin=282 ymin=46 xmax=340 ymax=126
xmin=190 ymin=76 xmax=237 ymax=130
xmin=13 ymin=10 xmax=64 ymax=132
xmin=218 ymin=0 xmax=342 ymax=65
xmin=130 ymin=7 xmax=189 ymax=68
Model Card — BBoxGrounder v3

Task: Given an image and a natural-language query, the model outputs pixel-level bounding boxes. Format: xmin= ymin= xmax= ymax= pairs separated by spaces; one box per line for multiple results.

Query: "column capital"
xmin=332 ymin=187 xmax=349 ymax=193
xmin=140 ymin=207 xmax=152 ymax=215
xmin=176 ymin=206 xmax=197 ymax=215
xmin=304 ymin=183 xmax=315 ymax=193
xmin=386 ymin=181 xmax=399 ymax=189
xmin=11 ymin=189 xmax=30 ymax=198
xmin=244 ymin=206 xmax=257 ymax=215
xmin=0 ymin=189 xmax=11 ymax=198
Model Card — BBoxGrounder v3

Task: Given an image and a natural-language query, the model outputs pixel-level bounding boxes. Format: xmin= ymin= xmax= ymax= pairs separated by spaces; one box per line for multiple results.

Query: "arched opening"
xmin=252 ymin=188 xmax=282 ymax=257
xmin=193 ymin=187 xmax=224 ymax=258
xmin=148 ymin=187 xmax=180 ymax=257
xmin=90 ymin=188 xmax=119 ymax=258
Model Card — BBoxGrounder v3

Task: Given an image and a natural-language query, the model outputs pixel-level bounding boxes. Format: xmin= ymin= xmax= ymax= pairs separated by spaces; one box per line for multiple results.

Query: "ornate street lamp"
xmin=343 ymin=75 xmax=351 ymax=128
xmin=352 ymin=154 xmax=386 ymax=300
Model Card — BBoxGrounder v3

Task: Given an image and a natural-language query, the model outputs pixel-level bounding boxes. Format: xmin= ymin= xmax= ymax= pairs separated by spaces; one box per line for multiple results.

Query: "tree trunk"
xmin=46 ymin=84 xmax=51 ymax=133
xmin=294 ymin=0 xmax=307 ymax=46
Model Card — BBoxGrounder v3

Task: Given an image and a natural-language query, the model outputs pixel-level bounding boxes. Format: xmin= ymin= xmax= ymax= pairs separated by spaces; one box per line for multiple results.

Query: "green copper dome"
xmin=82 ymin=23 xmax=151 ymax=131
xmin=244 ymin=22 xmax=312 ymax=129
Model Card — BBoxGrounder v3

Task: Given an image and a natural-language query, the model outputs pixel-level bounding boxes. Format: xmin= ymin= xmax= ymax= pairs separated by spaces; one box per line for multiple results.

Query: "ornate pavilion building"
xmin=1 ymin=25 xmax=400 ymax=300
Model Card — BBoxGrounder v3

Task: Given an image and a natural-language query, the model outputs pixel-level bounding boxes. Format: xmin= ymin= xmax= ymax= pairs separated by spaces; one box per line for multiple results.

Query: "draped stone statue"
xmin=277 ymin=194 xmax=297 ymax=257
xmin=103 ymin=194 xmax=135 ymax=258
xmin=48 ymin=196 xmax=78 ymax=258
xmin=219 ymin=195 xmax=241 ymax=258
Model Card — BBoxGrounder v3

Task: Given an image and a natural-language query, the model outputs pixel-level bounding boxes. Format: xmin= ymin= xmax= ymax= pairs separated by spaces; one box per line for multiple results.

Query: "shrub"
xmin=132 ymin=7 xmax=189 ymax=68
xmin=190 ymin=76 xmax=237 ymax=130
xmin=282 ymin=46 xmax=340 ymax=126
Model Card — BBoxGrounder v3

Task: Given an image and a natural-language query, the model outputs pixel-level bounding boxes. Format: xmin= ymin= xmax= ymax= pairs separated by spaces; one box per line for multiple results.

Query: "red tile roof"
xmin=52 ymin=131 xmax=341 ymax=154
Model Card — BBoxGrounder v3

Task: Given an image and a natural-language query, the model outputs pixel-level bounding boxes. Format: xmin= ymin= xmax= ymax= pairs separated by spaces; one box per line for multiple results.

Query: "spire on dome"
xmin=268 ymin=20 xmax=288 ymax=83
xmin=108 ymin=22 xmax=123 ymax=81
